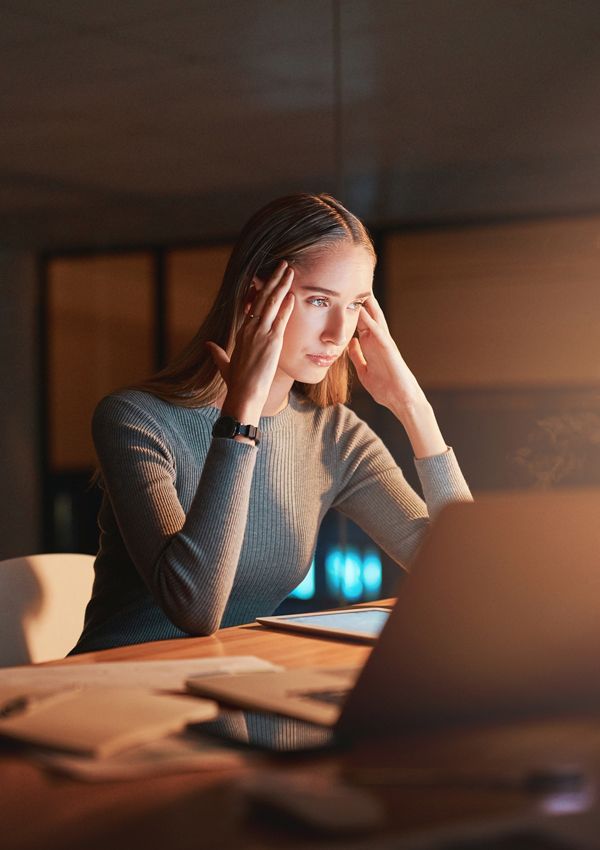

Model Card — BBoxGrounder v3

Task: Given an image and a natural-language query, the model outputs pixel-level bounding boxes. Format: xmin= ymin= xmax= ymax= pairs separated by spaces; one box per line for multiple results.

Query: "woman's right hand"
xmin=206 ymin=261 xmax=295 ymax=424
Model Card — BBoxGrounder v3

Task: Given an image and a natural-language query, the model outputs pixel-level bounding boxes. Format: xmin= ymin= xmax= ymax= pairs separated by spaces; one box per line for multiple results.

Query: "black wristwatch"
xmin=212 ymin=415 xmax=261 ymax=445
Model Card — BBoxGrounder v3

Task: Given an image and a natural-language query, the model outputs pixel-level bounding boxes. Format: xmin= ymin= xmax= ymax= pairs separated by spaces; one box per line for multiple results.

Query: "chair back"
xmin=0 ymin=553 xmax=95 ymax=666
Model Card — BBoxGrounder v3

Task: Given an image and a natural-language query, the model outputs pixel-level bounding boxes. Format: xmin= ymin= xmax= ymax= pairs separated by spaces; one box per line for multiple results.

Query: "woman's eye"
xmin=308 ymin=297 xmax=329 ymax=307
xmin=348 ymin=301 xmax=365 ymax=311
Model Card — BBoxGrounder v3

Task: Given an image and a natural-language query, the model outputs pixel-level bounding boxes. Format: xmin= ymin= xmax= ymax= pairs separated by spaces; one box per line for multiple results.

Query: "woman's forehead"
xmin=291 ymin=243 xmax=374 ymax=292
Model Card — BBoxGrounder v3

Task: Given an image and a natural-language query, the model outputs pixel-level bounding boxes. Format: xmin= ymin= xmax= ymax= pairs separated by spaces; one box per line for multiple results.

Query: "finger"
xmin=205 ymin=341 xmax=231 ymax=378
xmin=243 ymin=287 xmax=255 ymax=315
xmin=271 ymin=291 xmax=295 ymax=333
xmin=255 ymin=267 xmax=294 ymax=327
xmin=347 ymin=338 xmax=367 ymax=377
xmin=356 ymin=304 xmax=380 ymax=337
xmin=250 ymin=261 xmax=290 ymax=318
xmin=244 ymin=278 xmax=262 ymax=314
xmin=362 ymin=295 xmax=390 ymax=332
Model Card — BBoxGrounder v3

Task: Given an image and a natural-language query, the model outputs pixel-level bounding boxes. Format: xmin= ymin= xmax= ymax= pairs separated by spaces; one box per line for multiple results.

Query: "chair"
xmin=0 ymin=553 xmax=95 ymax=667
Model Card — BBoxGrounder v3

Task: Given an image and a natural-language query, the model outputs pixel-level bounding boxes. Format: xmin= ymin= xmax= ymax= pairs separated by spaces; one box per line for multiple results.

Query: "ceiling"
xmin=2 ymin=0 xmax=600 ymax=250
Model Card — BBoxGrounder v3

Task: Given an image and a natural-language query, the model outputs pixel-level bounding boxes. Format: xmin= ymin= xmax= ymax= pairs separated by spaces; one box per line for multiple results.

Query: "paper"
xmin=0 ymin=656 xmax=282 ymax=703
xmin=0 ymin=656 xmax=281 ymax=762
xmin=37 ymin=729 xmax=247 ymax=781
xmin=0 ymin=687 xmax=219 ymax=757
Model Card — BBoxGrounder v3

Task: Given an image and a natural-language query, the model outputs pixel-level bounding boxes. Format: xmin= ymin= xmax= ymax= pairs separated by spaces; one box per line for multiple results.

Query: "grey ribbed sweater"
xmin=72 ymin=389 xmax=471 ymax=653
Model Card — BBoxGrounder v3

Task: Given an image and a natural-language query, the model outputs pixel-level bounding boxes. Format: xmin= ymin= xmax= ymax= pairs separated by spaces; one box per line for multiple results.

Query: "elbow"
xmin=162 ymin=602 xmax=224 ymax=637
xmin=185 ymin=615 xmax=223 ymax=637
xmin=153 ymin=571 xmax=226 ymax=635
xmin=152 ymin=551 xmax=229 ymax=636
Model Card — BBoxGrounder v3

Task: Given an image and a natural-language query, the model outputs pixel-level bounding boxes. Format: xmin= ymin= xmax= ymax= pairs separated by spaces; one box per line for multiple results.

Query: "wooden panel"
xmin=166 ymin=246 xmax=231 ymax=359
xmin=384 ymin=216 xmax=600 ymax=387
xmin=48 ymin=253 xmax=154 ymax=470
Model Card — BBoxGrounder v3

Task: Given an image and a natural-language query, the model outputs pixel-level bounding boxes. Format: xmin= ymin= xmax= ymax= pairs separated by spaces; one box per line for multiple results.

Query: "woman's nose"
xmin=321 ymin=309 xmax=348 ymax=346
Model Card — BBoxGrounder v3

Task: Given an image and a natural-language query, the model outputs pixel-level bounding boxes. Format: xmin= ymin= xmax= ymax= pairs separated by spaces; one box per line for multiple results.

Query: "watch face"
xmin=213 ymin=416 xmax=238 ymax=438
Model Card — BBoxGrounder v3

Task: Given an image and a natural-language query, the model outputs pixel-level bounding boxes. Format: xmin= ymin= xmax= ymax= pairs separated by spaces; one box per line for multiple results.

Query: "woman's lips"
xmin=306 ymin=354 xmax=338 ymax=367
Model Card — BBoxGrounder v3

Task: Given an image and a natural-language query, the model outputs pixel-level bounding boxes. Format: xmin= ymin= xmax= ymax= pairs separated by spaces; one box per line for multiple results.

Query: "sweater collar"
xmin=204 ymin=390 xmax=308 ymax=433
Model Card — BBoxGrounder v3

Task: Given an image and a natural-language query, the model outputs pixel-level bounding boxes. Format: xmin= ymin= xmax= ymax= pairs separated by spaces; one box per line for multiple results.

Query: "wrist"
xmin=221 ymin=394 xmax=262 ymax=427
xmin=392 ymin=399 xmax=447 ymax=460
xmin=389 ymin=395 xmax=431 ymax=427
xmin=212 ymin=414 xmax=261 ymax=446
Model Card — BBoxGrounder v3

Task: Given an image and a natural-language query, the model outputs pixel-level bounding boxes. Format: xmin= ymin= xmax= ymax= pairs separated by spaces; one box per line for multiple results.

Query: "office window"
xmin=47 ymin=253 xmax=155 ymax=471
xmin=46 ymin=253 xmax=155 ymax=553
xmin=166 ymin=246 xmax=231 ymax=360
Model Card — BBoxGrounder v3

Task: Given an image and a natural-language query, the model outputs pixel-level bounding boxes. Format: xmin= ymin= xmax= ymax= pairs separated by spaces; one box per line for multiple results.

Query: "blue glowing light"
xmin=325 ymin=547 xmax=382 ymax=602
xmin=362 ymin=549 xmax=383 ymax=598
xmin=290 ymin=559 xmax=316 ymax=600
xmin=290 ymin=548 xmax=383 ymax=603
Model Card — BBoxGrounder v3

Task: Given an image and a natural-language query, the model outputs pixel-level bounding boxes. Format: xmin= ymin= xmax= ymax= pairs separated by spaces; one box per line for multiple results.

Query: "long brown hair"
xmin=136 ymin=193 xmax=376 ymax=408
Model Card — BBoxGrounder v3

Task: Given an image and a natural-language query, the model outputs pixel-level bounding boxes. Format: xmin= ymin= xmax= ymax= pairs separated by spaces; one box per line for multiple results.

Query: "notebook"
xmin=187 ymin=489 xmax=600 ymax=739
xmin=0 ymin=688 xmax=218 ymax=757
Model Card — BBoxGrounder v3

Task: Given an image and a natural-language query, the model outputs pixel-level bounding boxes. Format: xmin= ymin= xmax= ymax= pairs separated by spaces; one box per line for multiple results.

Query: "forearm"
xmin=337 ymin=447 xmax=472 ymax=570
xmin=414 ymin=446 xmax=473 ymax=518
xmin=151 ymin=438 xmax=257 ymax=634
xmin=389 ymin=396 xmax=447 ymax=460
xmin=94 ymin=395 xmax=260 ymax=635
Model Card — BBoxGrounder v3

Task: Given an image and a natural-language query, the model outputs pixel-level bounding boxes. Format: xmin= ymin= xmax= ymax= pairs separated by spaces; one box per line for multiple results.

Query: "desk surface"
xmin=64 ymin=617 xmax=375 ymax=669
xmin=2 ymin=602 xmax=600 ymax=850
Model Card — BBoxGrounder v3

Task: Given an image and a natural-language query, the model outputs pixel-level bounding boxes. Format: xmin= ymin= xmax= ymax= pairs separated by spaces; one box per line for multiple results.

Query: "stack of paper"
xmin=0 ymin=687 xmax=218 ymax=757
xmin=0 ymin=656 xmax=280 ymax=779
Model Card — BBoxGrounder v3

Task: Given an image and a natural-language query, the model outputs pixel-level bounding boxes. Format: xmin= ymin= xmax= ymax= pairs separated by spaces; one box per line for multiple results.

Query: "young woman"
xmin=72 ymin=193 xmax=471 ymax=654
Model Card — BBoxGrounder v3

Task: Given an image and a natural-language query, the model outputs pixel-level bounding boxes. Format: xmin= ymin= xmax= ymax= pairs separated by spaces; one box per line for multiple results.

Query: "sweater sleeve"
xmin=331 ymin=409 xmax=472 ymax=569
xmin=92 ymin=395 xmax=258 ymax=634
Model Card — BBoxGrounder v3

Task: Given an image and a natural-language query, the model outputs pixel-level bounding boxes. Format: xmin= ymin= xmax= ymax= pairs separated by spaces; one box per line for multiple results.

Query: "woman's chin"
xmin=279 ymin=356 xmax=336 ymax=385
xmin=294 ymin=364 xmax=333 ymax=384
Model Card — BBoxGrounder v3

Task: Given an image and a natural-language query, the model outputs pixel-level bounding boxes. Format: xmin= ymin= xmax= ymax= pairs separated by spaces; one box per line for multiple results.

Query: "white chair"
xmin=0 ymin=553 xmax=95 ymax=666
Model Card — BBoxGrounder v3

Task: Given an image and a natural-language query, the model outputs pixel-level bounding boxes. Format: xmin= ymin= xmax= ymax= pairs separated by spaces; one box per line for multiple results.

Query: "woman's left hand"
xmin=347 ymin=296 xmax=426 ymax=414
xmin=347 ymin=296 xmax=447 ymax=457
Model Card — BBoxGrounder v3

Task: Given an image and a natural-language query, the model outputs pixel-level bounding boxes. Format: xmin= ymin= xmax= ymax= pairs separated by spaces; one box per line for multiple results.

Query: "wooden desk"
xmin=63 ymin=617 xmax=374 ymax=670
xmin=2 ymin=607 xmax=600 ymax=850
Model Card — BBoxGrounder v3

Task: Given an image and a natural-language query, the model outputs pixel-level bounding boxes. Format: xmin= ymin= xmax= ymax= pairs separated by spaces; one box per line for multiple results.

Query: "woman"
xmin=72 ymin=193 xmax=471 ymax=654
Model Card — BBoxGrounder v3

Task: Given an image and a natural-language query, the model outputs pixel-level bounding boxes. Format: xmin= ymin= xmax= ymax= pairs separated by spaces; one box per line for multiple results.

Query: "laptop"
xmin=187 ymin=489 xmax=600 ymax=741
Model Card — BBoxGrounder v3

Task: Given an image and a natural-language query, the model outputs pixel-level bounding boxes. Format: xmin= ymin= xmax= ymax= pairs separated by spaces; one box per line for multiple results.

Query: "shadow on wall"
xmin=0 ymin=563 xmax=42 ymax=666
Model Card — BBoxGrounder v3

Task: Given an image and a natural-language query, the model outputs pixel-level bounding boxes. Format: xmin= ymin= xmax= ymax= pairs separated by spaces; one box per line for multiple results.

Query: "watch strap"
xmin=235 ymin=422 xmax=261 ymax=445
xmin=212 ymin=416 xmax=261 ymax=445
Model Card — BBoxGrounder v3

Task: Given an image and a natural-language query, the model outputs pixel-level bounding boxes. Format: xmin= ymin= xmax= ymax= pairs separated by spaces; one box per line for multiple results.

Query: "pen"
xmin=0 ymin=689 xmax=80 ymax=720
xmin=0 ymin=696 xmax=31 ymax=719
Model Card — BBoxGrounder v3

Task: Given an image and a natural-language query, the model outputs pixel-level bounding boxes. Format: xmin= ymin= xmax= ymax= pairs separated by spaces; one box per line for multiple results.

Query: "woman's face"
xmin=275 ymin=241 xmax=375 ymax=385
